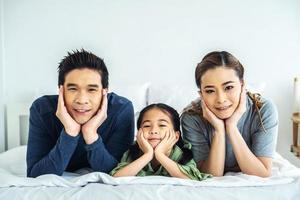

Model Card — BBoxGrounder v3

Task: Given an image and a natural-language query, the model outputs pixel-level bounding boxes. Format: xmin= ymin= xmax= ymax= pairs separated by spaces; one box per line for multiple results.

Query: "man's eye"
xmin=88 ymin=88 xmax=97 ymax=92
xmin=68 ymin=88 xmax=76 ymax=91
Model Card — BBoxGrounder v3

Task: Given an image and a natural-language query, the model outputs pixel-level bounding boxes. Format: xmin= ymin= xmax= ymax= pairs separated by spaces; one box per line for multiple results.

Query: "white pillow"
xmin=109 ymin=83 xmax=150 ymax=117
xmin=0 ymin=145 xmax=27 ymax=177
xmin=147 ymin=84 xmax=198 ymax=113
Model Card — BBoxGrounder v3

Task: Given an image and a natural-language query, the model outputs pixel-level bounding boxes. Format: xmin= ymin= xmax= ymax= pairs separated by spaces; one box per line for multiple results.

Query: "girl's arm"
xmin=155 ymin=152 xmax=189 ymax=179
xmin=113 ymin=152 xmax=153 ymax=177
xmin=154 ymin=130 xmax=189 ymax=179
xmin=113 ymin=129 xmax=154 ymax=177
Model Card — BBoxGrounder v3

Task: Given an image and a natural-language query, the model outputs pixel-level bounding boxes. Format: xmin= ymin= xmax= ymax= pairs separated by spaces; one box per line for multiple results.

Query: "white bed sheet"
xmin=1 ymin=146 xmax=300 ymax=200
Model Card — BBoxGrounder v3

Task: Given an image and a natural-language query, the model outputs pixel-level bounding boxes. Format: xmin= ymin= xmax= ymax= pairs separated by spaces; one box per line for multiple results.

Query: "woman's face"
xmin=200 ymin=67 xmax=243 ymax=119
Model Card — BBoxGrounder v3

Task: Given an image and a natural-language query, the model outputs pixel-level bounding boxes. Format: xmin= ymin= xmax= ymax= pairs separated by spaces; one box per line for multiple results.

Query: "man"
xmin=26 ymin=49 xmax=134 ymax=177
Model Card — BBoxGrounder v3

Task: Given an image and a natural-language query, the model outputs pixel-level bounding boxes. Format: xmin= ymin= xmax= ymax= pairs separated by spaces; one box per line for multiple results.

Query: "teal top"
xmin=110 ymin=145 xmax=212 ymax=181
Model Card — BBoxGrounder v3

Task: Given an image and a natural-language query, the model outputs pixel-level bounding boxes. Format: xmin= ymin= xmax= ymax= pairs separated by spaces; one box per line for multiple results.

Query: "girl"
xmin=110 ymin=103 xmax=211 ymax=181
xmin=181 ymin=51 xmax=278 ymax=177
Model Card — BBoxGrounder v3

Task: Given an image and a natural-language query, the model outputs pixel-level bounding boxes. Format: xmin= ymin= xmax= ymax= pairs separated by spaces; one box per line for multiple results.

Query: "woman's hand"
xmin=225 ymin=85 xmax=247 ymax=132
xmin=136 ymin=129 xmax=154 ymax=157
xmin=201 ymin=97 xmax=225 ymax=133
xmin=154 ymin=130 xmax=178 ymax=157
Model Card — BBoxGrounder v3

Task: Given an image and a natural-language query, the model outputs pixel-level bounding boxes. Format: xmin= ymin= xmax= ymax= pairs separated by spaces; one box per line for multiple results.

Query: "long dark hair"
xmin=130 ymin=103 xmax=193 ymax=165
xmin=183 ymin=51 xmax=266 ymax=132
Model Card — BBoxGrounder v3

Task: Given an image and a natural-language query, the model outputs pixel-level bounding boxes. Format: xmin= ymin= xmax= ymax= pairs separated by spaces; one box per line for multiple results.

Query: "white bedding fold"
xmin=1 ymin=146 xmax=300 ymax=188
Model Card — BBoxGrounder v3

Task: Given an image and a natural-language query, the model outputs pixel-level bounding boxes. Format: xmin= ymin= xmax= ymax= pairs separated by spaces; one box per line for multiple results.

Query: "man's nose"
xmin=75 ymin=92 xmax=89 ymax=104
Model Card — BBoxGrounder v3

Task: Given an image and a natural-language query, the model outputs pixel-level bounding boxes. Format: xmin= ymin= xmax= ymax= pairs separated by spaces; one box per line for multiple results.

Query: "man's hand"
xmin=81 ymin=89 xmax=108 ymax=144
xmin=56 ymin=86 xmax=81 ymax=137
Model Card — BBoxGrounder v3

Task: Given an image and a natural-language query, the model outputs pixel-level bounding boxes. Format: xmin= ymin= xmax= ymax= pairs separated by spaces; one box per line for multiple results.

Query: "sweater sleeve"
xmin=26 ymin=102 xmax=79 ymax=177
xmin=85 ymin=102 xmax=135 ymax=173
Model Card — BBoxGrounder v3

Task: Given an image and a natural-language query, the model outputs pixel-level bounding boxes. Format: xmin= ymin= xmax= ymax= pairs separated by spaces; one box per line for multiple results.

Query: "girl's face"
xmin=140 ymin=108 xmax=178 ymax=148
xmin=200 ymin=67 xmax=243 ymax=119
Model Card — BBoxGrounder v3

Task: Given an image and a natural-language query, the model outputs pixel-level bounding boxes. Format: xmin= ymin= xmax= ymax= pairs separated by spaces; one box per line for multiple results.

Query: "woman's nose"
xmin=216 ymin=91 xmax=227 ymax=104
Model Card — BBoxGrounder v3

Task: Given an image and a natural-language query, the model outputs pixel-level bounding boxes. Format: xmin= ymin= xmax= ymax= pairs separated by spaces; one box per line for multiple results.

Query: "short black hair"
xmin=58 ymin=49 xmax=109 ymax=88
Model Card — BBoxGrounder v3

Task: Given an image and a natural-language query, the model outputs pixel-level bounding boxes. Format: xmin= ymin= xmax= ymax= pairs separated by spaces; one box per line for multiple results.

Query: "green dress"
xmin=110 ymin=145 xmax=212 ymax=181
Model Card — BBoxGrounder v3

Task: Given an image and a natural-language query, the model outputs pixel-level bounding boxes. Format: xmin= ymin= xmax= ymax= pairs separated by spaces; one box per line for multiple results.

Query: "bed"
xmin=1 ymin=84 xmax=300 ymax=200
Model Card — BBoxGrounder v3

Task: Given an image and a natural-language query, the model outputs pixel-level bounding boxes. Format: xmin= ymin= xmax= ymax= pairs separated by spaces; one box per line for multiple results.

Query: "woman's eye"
xmin=225 ymin=86 xmax=234 ymax=91
xmin=159 ymin=124 xmax=167 ymax=127
xmin=143 ymin=125 xmax=150 ymax=128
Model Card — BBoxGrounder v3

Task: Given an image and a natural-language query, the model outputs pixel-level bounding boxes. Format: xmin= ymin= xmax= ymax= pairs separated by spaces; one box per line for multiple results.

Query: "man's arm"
xmin=26 ymin=98 xmax=79 ymax=177
xmin=85 ymin=102 xmax=135 ymax=173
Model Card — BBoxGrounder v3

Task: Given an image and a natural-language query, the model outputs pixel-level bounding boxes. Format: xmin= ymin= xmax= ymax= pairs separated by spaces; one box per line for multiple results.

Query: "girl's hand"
xmin=201 ymin=97 xmax=225 ymax=133
xmin=225 ymin=85 xmax=247 ymax=132
xmin=155 ymin=130 xmax=178 ymax=157
xmin=136 ymin=129 xmax=154 ymax=157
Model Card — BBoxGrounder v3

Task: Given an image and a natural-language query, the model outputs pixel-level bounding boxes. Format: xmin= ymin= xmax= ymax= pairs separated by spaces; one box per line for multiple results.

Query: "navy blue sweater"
xmin=26 ymin=92 xmax=135 ymax=177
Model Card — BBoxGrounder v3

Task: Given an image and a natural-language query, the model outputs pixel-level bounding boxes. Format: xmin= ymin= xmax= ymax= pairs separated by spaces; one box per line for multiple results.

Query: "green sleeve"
xmin=109 ymin=150 xmax=132 ymax=176
xmin=177 ymin=159 xmax=212 ymax=181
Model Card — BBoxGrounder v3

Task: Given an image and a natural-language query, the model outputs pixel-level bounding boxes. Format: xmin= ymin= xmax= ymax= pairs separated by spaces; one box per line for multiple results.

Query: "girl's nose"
xmin=149 ymin=129 xmax=158 ymax=135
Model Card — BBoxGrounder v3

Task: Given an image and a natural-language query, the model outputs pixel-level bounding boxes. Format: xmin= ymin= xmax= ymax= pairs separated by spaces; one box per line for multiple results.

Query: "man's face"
xmin=63 ymin=68 xmax=104 ymax=124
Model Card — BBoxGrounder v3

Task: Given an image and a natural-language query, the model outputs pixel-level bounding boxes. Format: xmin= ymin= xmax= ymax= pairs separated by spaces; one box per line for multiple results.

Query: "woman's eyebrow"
xmin=222 ymin=81 xmax=235 ymax=86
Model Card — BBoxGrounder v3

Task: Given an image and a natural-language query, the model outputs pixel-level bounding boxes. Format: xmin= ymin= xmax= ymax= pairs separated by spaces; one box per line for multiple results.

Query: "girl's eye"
xmin=205 ymin=90 xmax=215 ymax=94
xmin=159 ymin=124 xmax=167 ymax=127
xmin=143 ymin=125 xmax=150 ymax=128
xmin=225 ymin=86 xmax=234 ymax=91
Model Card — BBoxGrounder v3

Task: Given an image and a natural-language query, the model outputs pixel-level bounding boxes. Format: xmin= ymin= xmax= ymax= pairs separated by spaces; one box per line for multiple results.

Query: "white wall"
xmin=0 ymin=0 xmax=5 ymax=152
xmin=1 ymin=0 xmax=300 ymax=165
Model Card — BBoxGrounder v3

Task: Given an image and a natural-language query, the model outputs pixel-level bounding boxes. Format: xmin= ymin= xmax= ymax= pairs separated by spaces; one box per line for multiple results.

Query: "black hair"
xmin=57 ymin=49 xmax=109 ymax=88
xmin=130 ymin=103 xmax=193 ymax=165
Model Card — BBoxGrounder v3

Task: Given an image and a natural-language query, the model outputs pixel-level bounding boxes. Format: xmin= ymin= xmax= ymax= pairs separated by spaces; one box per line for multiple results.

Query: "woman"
xmin=181 ymin=51 xmax=278 ymax=177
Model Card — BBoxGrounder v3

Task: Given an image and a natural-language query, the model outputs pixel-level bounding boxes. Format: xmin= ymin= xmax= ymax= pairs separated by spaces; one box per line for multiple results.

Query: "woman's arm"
xmin=197 ymin=129 xmax=226 ymax=176
xmin=197 ymin=100 xmax=226 ymax=176
xmin=226 ymin=126 xmax=272 ymax=177
xmin=225 ymin=89 xmax=277 ymax=177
